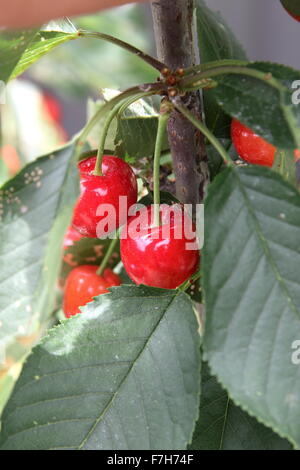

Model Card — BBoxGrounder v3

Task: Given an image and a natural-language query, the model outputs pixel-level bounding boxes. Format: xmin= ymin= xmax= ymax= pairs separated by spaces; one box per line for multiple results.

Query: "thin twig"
xmin=78 ymin=30 xmax=167 ymax=72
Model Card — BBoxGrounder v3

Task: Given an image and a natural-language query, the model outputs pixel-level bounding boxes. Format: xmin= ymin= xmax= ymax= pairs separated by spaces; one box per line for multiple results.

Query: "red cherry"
xmin=288 ymin=12 xmax=300 ymax=21
xmin=63 ymin=225 xmax=84 ymax=250
xmin=281 ymin=1 xmax=300 ymax=22
xmin=63 ymin=265 xmax=121 ymax=318
xmin=42 ymin=92 xmax=62 ymax=124
xmin=72 ymin=155 xmax=137 ymax=238
xmin=120 ymin=205 xmax=200 ymax=289
xmin=231 ymin=119 xmax=300 ymax=167
xmin=231 ymin=119 xmax=276 ymax=167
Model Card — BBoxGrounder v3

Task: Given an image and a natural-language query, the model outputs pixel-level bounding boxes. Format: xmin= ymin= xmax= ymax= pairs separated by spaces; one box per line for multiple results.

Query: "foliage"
xmin=0 ymin=0 xmax=299 ymax=451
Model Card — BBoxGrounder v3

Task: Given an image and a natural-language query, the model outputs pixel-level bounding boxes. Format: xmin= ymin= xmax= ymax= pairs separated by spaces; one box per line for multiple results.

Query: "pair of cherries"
xmin=63 ymin=154 xmax=199 ymax=317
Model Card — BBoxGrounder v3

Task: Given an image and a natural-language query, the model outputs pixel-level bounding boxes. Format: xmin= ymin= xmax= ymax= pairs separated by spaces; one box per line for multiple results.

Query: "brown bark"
xmin=151 ymin=0 xmax=209 ymax=206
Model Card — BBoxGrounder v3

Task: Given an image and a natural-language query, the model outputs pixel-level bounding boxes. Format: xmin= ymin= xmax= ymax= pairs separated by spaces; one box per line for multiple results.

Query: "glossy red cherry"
xmin=63 ymin=225 xmax=84 ymax=250
xmin=231 ymin=119 xmax=276 ymax=167
xmin=72 ymin=155 xmax=138 ymax=238
xmin=231 ymin=119 xmax=300 ymax=167
xmin=120 ymin=204 xmax=200 ymax=289
xmin=63 ymin=265 xmax=121 ymax=318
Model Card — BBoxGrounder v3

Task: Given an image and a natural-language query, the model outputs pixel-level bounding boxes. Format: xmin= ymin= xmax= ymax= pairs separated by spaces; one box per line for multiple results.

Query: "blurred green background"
xmin=0 ymin=3 xmax=156 ymax=182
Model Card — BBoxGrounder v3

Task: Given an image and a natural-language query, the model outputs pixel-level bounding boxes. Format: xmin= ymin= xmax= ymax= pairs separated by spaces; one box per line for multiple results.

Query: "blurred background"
xmin=1 ymin=0 xmax=299 ymax=182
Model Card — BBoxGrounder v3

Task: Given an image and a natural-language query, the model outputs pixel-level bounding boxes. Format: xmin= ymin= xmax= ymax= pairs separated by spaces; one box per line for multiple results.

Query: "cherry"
xmin=287 ymin=11 xmax=300 ymax=21
xmin=42 ymin=92 xmax=62 ymax=124
xmin=63 ymin=265 xmax=121 ymax=318
xmin=120 ymin=204 xmax=200 ymax=289
xmin=281 ymin=1 xmax=300 ymax=21
xmin=72 ymin=154 xmax=138 ymax=238
xmin=231 ymin=119 xmax=300 ymax=167
xmin=231 ymin=119 xmax=276 ymax=167
xmin=63 ymin=225 xmax=84 ymax=250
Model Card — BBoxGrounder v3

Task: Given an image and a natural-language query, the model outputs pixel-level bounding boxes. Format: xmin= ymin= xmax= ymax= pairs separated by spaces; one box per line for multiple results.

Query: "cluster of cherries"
xmin=63 ymin=115 xmax=299 ymax=318
xmin=61 ymin=1 xmax=300 ymax=319
xmin=63 ymin=154 xmax=199 ymax=318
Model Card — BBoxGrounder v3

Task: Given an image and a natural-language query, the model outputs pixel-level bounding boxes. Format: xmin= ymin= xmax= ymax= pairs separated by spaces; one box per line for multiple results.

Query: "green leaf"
xmin=0 ymin=29 xmax=38 ymax=83
xmin=11 ymin=31 xmax=78 ymax=81
xmin=115 ymin=96 xmax=169 ymax=160
xmin=86 ymin=92 xmax=118 ymax=151
xmin=138 ymin=190 xmax=179 ymax=207
xmin=196 ymin=0 xmax=247 ymax=138
xmin=0 ymin=286 xmax=201 ymax=450
xmin=189 ymin=363 xmax=291 ymax=450
xmin=213 ymin=62 xmax=300 ymax=149
xmin=206 ymin=139 xmax=238 ymax=180
xmin=273 ymin=148 xmax=297 ymax=188
xmin=86 ymin=91 xmax=167 ymax=161
xmin=0 ymin=19 xmax=78 ymax=83
xmin=0 ymin=158 xmax=10 ymax=186
xmin=203 ymin=166 xmax=300 ymax=448
xmin=281 ymin=0 xmax=300 ymax=17
xmin=0 ymin=141 xmax=78 ymax=414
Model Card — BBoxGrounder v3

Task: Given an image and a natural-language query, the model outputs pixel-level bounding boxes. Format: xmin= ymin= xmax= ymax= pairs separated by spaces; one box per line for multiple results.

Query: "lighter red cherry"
xmin=63 ymin=265 xmax=121 ymax=318
xmin=72 ymin=155 xmax=137 ymax=238
xmin=231 ymin=119 xmax=300 ymax=167
xmin=231 ymin=119 xmax=276 ymax=167
xmin=42 ymin=92 xmax=62 ymax=124
xmin=120 ymin=204 xmax=200 ymax=289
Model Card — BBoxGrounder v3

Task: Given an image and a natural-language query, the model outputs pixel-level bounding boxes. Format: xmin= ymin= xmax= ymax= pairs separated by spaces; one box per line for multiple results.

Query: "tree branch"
xmin=151 ymin=0 xmax=209 ymax=206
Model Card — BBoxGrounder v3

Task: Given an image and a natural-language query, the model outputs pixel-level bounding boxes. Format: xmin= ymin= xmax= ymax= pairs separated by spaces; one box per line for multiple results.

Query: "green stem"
xmin=94 ymin=91 xmax=155 ymax=176
xmin=97 ymin=236 xmax=119 ymax=276
xmin=178 ymin=271 xmax=201 ymax=291
xmin=153 ymin=105 xmax=171 ymax=227
xmin=172 ymin=101 xmax=233 ymax=166
xmin=116 ymin=91 xmax=154 ymax=117
xmin=78 ymin=30 xmax=167 ymax=72
xmin=76 ymin=82 xmax=163 ymax=148
xmin=78 ymin=86 xmax=141 ymax=145
xmin=93 ymin=106 xmax=118 ymax=176
xmin=183 ymin=59 xmax=249 ymax=76
xmin=74 ymin=84 xmax=161 ymax=167
xmin=181 ymin=65 xmax=285 ymax=92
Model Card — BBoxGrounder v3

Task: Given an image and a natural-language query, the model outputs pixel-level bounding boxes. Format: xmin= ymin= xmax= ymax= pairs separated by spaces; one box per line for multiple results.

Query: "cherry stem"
xmin=178 ymin=271 xmax=201 ymax=292
xmin=172 ymin=100 xmax=233 ymax=166
xmin=78 ymin=84 xmax=162 ymax=150
xmin=180 ymin=64 xmax=285 ymax=93
xmin=153 ymin=104 xmax=171 ymax=227
xmin=183 ymin=59 xmax=249 ymax=77
xmin=78 ymin=30 xmax=167 ymax=72
xmin=97 ymin=236 xmax=119 ymax=276
xmin=94 ymin=91 xmax=155 ymax=176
